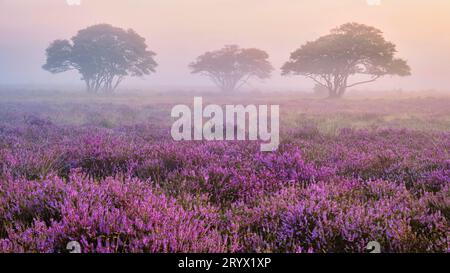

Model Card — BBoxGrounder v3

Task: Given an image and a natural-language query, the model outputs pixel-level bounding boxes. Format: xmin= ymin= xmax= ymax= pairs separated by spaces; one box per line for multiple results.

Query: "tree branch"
xmin=346 ymin=75 xmax=381 ymax=88
xmin=305 ymin=75 xmax=328 ymax=89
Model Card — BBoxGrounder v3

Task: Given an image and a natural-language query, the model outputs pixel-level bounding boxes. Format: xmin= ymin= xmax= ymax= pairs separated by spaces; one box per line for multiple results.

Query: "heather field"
xmin=0 ymin=92 xmax=449 ymax=253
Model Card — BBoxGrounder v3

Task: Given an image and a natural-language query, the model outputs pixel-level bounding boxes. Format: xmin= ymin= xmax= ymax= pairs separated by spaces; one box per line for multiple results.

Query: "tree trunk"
xmin=337 ymin=86 xmax=346 ymax=97
xmin=327 ymin=86 xmax=346 ymax=99
xmin=85 ymin=79 xmax=93 ymax=93
xmin=220 ymin=84 xmax=236 ymax=93
xmin=327 ymin=88 xmax=339 ymax=99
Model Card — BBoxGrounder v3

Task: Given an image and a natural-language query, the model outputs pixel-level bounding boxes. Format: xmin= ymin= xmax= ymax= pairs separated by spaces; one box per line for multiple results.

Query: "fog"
xmin=1 ymin=0 xmax=450 ymax=92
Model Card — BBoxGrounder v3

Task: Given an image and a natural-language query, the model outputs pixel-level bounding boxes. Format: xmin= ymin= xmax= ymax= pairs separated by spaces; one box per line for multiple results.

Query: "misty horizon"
xmin=1 ymin=0 xmax=450 ymax=92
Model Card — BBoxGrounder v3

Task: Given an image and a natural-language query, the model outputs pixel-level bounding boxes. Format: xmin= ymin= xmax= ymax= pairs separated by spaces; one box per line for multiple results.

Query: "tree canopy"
xmin=282 ymin=23 xmax=411 ymax=98
xmin=43 ymin=24 xmax=157 ymax=93
xmin=189 ymin=45 xmax=273 ymax=92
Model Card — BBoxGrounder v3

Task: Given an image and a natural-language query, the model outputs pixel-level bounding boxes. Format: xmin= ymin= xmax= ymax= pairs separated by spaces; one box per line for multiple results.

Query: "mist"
xmin=1 ymin=0 xmax=450 ymax=92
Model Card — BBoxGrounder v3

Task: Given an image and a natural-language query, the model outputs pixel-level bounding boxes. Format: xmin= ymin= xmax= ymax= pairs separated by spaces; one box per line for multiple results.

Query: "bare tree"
xmin=282 ymin=23 xmax=411 ymax=98
xmin=189 ymin=45 xmax=273 ymax=93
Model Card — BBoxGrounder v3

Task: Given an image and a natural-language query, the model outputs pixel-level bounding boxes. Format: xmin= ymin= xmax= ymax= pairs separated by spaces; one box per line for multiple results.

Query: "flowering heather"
xmin=0 ymin=97 xmax=449 ymax=253
xmin=0 ymin=172 xmax=233 ymax=253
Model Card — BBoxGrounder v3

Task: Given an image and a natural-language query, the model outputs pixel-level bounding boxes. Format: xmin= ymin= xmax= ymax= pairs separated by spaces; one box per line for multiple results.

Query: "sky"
xmin=0 ymin=0 xmax=450 ymax=92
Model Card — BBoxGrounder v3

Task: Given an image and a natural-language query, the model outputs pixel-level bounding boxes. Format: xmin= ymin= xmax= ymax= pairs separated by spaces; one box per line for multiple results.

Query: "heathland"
xmin=0 ymin=90 xmax=448 ymax=253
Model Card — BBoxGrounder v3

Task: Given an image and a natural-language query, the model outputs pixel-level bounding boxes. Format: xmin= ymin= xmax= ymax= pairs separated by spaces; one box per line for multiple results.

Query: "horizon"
xmin=1 ymin=0 xmax=450 ymax=92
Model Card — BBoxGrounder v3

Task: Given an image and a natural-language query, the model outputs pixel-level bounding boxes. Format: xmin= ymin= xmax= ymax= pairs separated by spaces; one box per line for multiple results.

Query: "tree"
xmin=43 ymin=24 xmax=157 ymax=93
xmin=282 ymin=23 xmax=411 ymax=98
xmin=189 ymin=45 xmax=273 ymax=93
xmin=313 ymin=84 xmax=329 ymax=98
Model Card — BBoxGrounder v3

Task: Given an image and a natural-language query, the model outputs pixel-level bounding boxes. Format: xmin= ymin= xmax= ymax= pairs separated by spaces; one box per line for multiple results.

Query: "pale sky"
xmin=0 ymin=0 xmax=449 ymax=91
